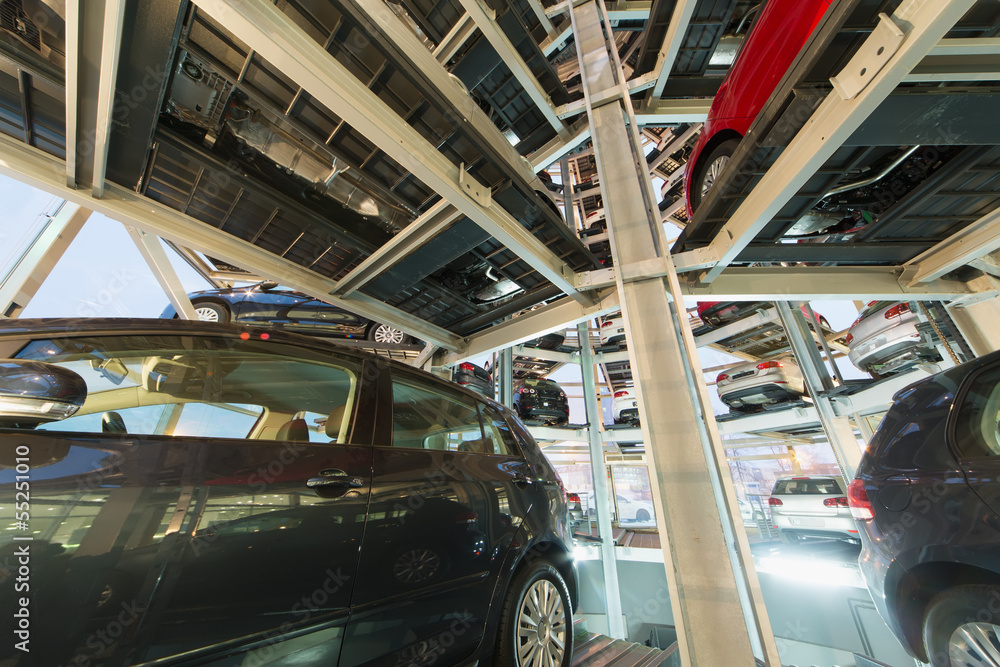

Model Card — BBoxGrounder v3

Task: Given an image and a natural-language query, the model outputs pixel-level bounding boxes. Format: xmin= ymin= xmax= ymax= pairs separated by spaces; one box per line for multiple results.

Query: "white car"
xmin=612 ymin=387 xmax=638 ymax=425
xmin=716 ymin=356 xmax=804 ymax=412
xmin=585 ymin=493 xmax=655 ymax=523
xmin=768 ymin=476 xmax=860 ymax=544
xmin=846 ymin=300 xmax=939 ymax=377
xmin=599 ymin=312 xmax=626 ymax=346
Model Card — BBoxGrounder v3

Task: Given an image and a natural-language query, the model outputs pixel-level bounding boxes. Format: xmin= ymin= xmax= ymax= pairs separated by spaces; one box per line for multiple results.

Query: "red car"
xmin=684 ymin=0 xmax=832 ymax=213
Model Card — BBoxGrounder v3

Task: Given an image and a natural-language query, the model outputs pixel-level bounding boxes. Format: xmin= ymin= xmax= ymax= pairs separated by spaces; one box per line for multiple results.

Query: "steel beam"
xmin=569 ymin=0 xmax=777 ymax=663
xmin=903 ymin=207 xmax=1000 ymax=286
xmin=334 ymin=201 xmax=463 ymax=297
xmin=541 ymin=2 xmax=652 ymax=56
xmin=192 ymin=0 xmax=588 ymax=305
xmin=456 ymin=0 xmax=567 ymax=135
xmin=696 ymin=0 xmax=976 ymax=283
xmin=645 ymin=0 xmax=697 ymax=101
xmin=433 ymin=13 xmax=476 ymax=63
xmin=0 ymin=131 xmax=464 ymax=351
xmin=91 ymin=0 xmax=125 ymax=198
xmin=578 ymin=320 xmax=626 ymax=638
xmin=0 ymin=202 xmax=91 ymax=318
xmin=530 ymin=119 xmax=591 ymax=171
xmin=946 ymin=298 xmax=1000 ymax=356
xmin=776 ymin=302 xmax=863 ymax=479
xmin=438 ymin=289 xmax=620 ymax=365
xmin=632 ymin=98 xmax=712 ymax=125
xmin=125 ymin=227 xmax=199 ymax=320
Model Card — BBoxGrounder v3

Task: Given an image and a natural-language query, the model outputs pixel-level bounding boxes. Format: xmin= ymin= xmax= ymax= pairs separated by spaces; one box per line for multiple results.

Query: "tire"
xmin=391 ymin=545 xmax=447 ymax=586
xmin=635 ymin=509 xmax=651 ymax=522
xmin=923 ymin=585 xmax=1000 ymax=667
xmin=496 ymin=561 xmax=573 ymax=667
xmin=367 ymin=322 xmax=409 ymax=345
xmin=690 ymin=138 xmax=739 ymax=212
xmin=193 ymin=302 xmax=229 ymax=323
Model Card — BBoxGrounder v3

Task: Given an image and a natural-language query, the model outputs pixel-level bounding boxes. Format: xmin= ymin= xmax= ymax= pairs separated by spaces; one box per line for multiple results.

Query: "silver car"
xmin=768 ymin=476 xmax=860 ymax=544
xmin=716 ymin=356 xmax=804 ymax=412
xmin=846 ymin=300 xmax=938 ymax=377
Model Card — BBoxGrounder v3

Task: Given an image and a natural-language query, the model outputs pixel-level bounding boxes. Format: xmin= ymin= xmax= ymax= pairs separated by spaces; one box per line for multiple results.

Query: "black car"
xmin=452 ymin=361 xmax=494 ymax=398
xmin=513 ymin=377 xmax=570 ymax=426
xmin=160 ymin=280 xmax=413 ymax=344
xmin=851 ymin=350 xmax=1000 ymax=666
xmin=0 ymin=319 xmax=576 ymax=667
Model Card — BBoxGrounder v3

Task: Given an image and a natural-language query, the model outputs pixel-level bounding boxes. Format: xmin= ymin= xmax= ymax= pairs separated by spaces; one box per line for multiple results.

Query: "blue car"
xmin=851 ymin=349 xmax=1000 ymax=665
xmin=160 ymin=281 xmax=413 ymax=344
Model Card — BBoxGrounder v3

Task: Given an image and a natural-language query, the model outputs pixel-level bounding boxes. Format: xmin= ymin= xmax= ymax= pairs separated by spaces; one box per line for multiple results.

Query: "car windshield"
xmin=772 ymin=478 xmax=844 ymax=495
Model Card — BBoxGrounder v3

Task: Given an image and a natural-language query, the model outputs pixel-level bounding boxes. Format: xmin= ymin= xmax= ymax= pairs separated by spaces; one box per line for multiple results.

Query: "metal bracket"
xmin=830 ymin=13 xmax=905 ymax=100
xmin=589 ymin=85 xmax=625 ymax=110
xmin=458 ymin=163 xmax=491 ymax=207
xmin=619 ymin=256 xmax=672 ymax=284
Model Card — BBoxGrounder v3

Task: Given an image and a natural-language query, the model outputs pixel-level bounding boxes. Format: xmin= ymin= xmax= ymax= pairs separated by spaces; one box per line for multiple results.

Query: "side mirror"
xmin=0 ymin=359 xmax=87 ymax=428
xmin=259 ymin=280 xmax=279 ymax=291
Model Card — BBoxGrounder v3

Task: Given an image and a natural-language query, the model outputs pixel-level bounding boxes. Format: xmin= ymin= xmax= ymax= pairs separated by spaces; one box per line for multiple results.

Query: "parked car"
xmin=585 ymin=493 xmax=655 ymax=523
xmin=768 ymin=476 xmax=859 ymax=544
xmin=0 ymin=319 xmax=577 ymax=667
xmin=698 ymin=301 xmax=829 ymax=331
xmin=513 ymin=376 xmax=570 ymax=426
xmin=452 ymin=361 xmax=494 ymax=398
xmin=599 ymin=312 xmax=626 ymax=347
xmin=717 ymin=356 xmax=805 ymax=412
xmin=522 ymin=331 xmax=566 ymax=351
xmin=684 ymin=0 xmax=832 ymax=213
xmin=578 ymin=209 xmax=612 ymax=266
xmin=851 ymin=350 xmax=1000 ymax=665
xmin=160 ymin=280 xmax=413 ymax=344
xmin=612 ymin=387 xmax=639 ymax=425
xmin=846 ymin=300 xmax=940 ymax=378
xmin=566 ymin=491 xmax=586 ymax=531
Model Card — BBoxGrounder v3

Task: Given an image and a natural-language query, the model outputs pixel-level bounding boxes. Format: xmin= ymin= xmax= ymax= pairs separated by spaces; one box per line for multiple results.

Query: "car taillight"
xmin=845 ymin=333 xmax=853 ymax=345
xmin=567 ymin=493 xmax=581 ymax=504
xmin=756 ymin=361 xmax=782 ymax=370
xmin=614 ymin=390 xmax=628 ymax=398
xmin=459 ymin=362 xmax=474 ymax=371
xmin=602 ymin=320 xmax=614 ymax=327
xmin=716 ymin=372 xmax=729 ymax=383
xmin=823 ymin=497 xmax=850 ymax=508
xmin=768 ymin=497 xmax=782 ymax=506
xmin=884 ymin=303 xmax=910 ymax=319
xmin=848 ymin=479 xmax=874 ymax=520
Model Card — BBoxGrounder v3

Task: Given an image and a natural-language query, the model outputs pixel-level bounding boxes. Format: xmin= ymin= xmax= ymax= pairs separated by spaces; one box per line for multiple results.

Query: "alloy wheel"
xmin=950 ymin=622 xmax=1000 ymax=666
xmin=373 ymin=324 xmax=405 ymax=344
xmin=195 ymin=306 xmax=220 ymax=322
xmin=701 ymin=155 xmax=730 ymax=197
xmin=516 ymin=579 xmax=567 ymax=667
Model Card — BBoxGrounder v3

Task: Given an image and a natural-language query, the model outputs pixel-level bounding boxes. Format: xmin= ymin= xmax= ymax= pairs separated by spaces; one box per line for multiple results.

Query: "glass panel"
xmin=14 ymin=335 xmax=360 ymax=443
xmin=390 ymin=378 xmax=483 ymax=451
xmin=478 ymin=403 xmax=519 ymax=456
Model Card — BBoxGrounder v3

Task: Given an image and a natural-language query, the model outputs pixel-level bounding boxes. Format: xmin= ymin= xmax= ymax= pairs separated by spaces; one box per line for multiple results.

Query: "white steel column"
xmin=0 ymin=202 xmax=91 ymax=318
xmin=570 ymin=0 xmax=777 ymax=663
xmin=125 ymin=227 xmax=199 ymax=320
xmin=577 ymin=321 xmax=625 ymax=638
xmin=946 ymin=298 xmax=1000 ymax=357
xmin=776 ymin=302 xmax=863 ymax=479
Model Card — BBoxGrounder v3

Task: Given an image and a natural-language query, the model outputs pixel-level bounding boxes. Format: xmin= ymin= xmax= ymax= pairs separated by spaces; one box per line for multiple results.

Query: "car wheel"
xmin=496 ymin=561 xmax=573 ymax=667
xmin=193 ymin=302 xmax=229 ymax=323
xmin=635 ymin=509 xmax=651 ymax=522
xmin=691 ymin=138 xmax=739 ymax=212
xmin=391 ymin=546 xmax=445 ymax=585
xmin=923 ymin=585 xmax=1000 ymax=667
xmin=367 ymin=323 xmax=409 ymax=345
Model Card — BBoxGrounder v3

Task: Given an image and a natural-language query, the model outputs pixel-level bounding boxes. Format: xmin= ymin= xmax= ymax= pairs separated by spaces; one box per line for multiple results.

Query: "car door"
xmin=340 ymin=369 xmax=538 ymax=667
xmin=951 ymin=362 xmax=1000 ymax=518
xmin=0 ymin=332 xmax=376 ymax=667
xmin=233 ymin=283 xmax=311 ymax=332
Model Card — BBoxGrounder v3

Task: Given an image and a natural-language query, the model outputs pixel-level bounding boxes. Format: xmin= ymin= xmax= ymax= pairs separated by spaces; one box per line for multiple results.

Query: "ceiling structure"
xmin=0 ymin=0 xmax=998 ymax=361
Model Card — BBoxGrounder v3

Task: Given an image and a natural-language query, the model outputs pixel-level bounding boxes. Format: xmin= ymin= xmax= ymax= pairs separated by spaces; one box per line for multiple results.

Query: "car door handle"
xmin=306 ymin=469 xmax=365 ymax=489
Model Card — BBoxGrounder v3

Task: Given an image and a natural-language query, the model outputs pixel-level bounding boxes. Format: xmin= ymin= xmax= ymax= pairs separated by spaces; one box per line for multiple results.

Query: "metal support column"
xmin=0 ymin=202 xmax=90 ymax=318
xmin=577 ymin=321 xmax=625 ymax=639
xmin=946 ymin=298 xmax=1000 ymax=357
xmin=125 ymin=226 xmax=198 ymax=320
xmin=570 ymin=1 xmax=777 ymax=663
xmin=499 ymin=346 xmax=514 ymax=408
xmin=776 ymin=302 xmax=863 ymax=479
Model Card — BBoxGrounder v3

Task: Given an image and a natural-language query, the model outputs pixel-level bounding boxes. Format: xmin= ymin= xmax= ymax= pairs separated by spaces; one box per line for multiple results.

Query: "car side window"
xmin=391 ymin=377 xmax=486 ymax=451
xmin=954 ymin=365 xmax=1000 ymax=458
xmin=478 ymin=402 xmax=521 ymax=457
